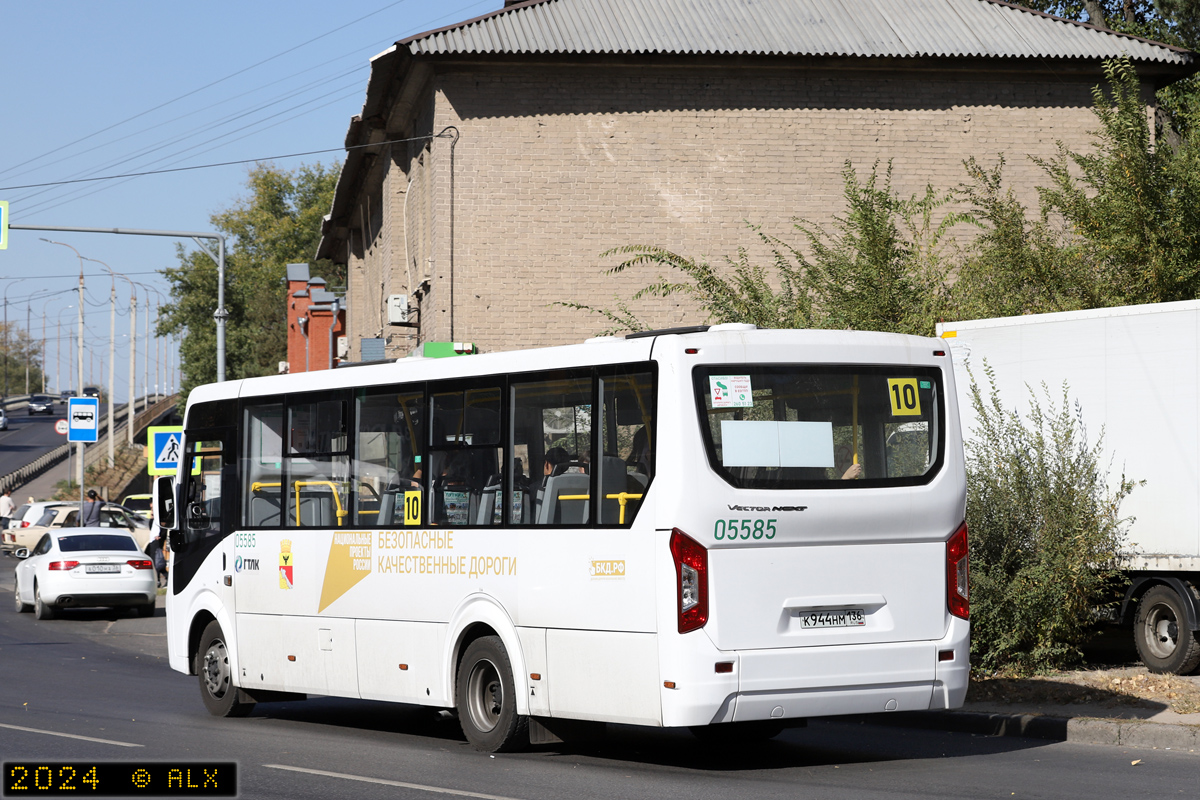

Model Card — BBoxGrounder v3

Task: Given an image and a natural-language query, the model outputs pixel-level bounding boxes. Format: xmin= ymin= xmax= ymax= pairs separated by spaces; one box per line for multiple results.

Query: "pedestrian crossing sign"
xmin=147 ymin=425 xmax=195 ymax=475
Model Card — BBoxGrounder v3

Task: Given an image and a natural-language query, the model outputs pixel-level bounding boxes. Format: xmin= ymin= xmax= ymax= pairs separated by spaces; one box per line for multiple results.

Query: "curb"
xmin=862 ymin=710 xmax=1200 ymax=751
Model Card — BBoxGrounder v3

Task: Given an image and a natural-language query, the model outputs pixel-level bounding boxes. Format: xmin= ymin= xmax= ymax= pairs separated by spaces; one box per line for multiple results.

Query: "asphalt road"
xmin=0 ymin=566 xmax=1195 ymax=800
xmin=0 ymin=403 xmax=70 ymax=474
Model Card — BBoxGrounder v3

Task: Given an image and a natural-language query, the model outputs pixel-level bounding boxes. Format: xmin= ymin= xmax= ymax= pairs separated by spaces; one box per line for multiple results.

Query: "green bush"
xmin=965 ymin=364 xmax=1136 ymax=675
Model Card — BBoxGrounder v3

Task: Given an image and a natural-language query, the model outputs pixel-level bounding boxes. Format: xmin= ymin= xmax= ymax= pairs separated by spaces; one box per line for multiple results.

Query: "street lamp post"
xmin=40 ymin=239 xmax=88 ymax=504
xmin=83 ymin=256 xmax=130 ymax=467
xmin=13 ymin=224 xmax=227 ymax=382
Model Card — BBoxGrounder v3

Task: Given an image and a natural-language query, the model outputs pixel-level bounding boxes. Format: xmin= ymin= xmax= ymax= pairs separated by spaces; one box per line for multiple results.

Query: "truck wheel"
xmin=34 ymin=583 xmax=56 ymax=620
xmin=197 ymin=621 xmax=255 ymax=717
xmin=1134 ymin=585 xmax=1200 ymax=674
xmin=456 ymin=635 xmax=528 ymax=752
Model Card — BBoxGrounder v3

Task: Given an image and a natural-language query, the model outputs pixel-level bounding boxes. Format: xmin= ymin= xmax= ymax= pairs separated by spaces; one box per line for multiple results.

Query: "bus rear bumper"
xmin=660 ymin=617 xmax=969 ymax=727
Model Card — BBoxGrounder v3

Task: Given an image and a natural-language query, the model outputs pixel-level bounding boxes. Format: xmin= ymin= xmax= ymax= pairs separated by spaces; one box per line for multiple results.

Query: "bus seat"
xmin=476 ymin=482 xmax=501 ymax=526
xmin=296 ymin=490 xmax=337 ymax=527
xmin=537 ymin=473 xmax=590 ymax=525
xmin=249 ymin=490 xmax=282 ymax=527
xmin=600 ymin=455 xmax=630 ymax=523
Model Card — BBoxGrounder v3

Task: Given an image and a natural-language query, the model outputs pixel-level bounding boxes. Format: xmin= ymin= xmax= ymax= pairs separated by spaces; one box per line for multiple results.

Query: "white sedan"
xmin=13 ymin=529 xmax=157 ymax=620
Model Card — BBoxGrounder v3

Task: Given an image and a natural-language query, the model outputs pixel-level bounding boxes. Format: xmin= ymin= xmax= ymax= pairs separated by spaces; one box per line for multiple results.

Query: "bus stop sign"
xmin=67 ymin=397 xmax=99 ymax=442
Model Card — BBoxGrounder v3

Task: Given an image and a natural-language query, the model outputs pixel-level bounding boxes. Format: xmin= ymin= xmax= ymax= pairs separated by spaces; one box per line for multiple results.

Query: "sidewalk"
xmin=877 ymin=670 xmax=1200 ymax=752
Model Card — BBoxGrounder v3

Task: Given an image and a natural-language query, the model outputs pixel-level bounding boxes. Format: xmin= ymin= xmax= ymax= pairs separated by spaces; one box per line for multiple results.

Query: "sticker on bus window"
xmin=887 ymin=378 xmax=922 ymax=416
xmin=711 ymin=375 xmax=753 ymax=408
xmin=444 ymin=491 xmax=469 ymax=526
xmin=403 ymin=490 xmax=422 ymax=525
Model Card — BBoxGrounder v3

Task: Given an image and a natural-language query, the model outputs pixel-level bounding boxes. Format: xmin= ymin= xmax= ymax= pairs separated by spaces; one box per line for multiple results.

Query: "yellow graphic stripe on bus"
xmin=319 ymin=531 xmax=373 ymax=613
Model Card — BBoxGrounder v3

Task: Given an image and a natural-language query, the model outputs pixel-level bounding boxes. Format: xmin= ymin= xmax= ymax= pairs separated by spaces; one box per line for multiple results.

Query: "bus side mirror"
xmin=154 ymin=475 xmax=177 ymax=531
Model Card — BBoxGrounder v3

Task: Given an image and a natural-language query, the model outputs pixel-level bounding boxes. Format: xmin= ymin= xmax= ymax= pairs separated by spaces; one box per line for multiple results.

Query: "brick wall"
xmin=345 ymin=61 xmax=1129 ymax=356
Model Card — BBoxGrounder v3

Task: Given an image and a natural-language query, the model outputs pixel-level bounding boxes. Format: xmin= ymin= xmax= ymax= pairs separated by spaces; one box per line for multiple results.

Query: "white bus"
xmin=159 ymin=324 xmax=969 ymax=751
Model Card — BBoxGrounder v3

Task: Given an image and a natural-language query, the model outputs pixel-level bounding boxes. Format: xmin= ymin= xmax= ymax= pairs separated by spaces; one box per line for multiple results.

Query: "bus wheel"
xmin=690 ymin=720 xmax=786 ymax=745
xmin=1134 ymin=586 xmax=1200 ymax=675
xmin=456 ymin=635 xmax=529 ymax=752
xmin=197 ymin=621 xmax=255 ymax=717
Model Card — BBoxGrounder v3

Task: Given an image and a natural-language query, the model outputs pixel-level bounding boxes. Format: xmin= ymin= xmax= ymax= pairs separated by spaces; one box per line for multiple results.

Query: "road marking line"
xmin=0 ymin=722 xmax=143 ymax=747
xmin=262 ymin=764 xmax=525 ymax=800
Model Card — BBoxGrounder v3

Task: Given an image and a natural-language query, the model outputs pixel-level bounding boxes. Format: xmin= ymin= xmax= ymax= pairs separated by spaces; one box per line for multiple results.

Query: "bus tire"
xmin=197 ymin=621 xmax=255 ymax=717
xmin=34 ymin=583 xmax=56 ymax=620
xmin=1134 ymin=585 xmax=1200 ymax=675
xmin=690 ymin=720 xmax=786 ymax=745
xmin=455 ymin=635 xmax=529 ymax=752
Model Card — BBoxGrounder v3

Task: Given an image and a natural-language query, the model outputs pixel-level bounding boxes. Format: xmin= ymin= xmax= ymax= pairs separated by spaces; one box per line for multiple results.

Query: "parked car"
xmin=27 ymin=395 xmax=54 ymax=415
xmin=6 ymin=503 xmax=152 ymax=554
xmin=3 ymin=501 xmax=71 ymax=543
xmin=0 ymin=406 xmax=8 ymax=430
xmin=13 ymin=529 xmax=157 ymax=619
xmin=82 ymin=387 xmax=100 ymax=398
xmin=59 ymin=390 xmax=77 ymax=404
xmin=120 ymin=494 xmax=153 ymax=521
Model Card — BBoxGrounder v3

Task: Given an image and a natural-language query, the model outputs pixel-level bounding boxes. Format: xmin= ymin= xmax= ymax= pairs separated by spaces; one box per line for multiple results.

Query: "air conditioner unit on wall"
xmin=387 ymin=294 xmax=409 ymax=325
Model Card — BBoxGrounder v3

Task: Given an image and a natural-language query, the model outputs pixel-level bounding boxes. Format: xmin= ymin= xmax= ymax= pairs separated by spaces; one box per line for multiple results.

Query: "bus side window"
xmin=286 ymin=397 xmax=350 ymax=528
xmin=510 ymin=375 xmax=592 ymax=526
xmin=242 ymin=404 xmax=284 ymax=527
xmin=183 ymin=439 xmax=229 ymax=542
xmin=598 ymin=370 xmax=654 ymax=526
xmin=429 ymin=386 xmax=502 ymax=527
xmin=354 ymin=387 xmax=425 ymax=527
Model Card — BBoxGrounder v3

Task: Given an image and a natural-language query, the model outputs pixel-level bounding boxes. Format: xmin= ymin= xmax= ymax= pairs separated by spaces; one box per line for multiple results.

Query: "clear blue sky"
xmin=0 ymin=0 xmax=503 ymax=401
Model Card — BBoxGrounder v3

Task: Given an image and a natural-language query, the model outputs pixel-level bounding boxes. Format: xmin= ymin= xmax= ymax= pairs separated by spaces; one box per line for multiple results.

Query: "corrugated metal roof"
xmin=402 ymin=0 xmax=1191 ymax=64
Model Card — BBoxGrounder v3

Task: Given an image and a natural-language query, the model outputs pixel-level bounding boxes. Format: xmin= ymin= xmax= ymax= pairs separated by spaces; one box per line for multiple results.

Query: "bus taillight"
xmin=947 ymin=522 xmax=969 ymax=620
xmin=670 ymin=529 xmax=708 ymax=633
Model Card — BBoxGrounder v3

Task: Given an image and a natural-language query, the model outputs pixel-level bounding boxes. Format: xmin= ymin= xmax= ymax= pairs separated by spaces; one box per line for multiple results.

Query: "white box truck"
xmin=937 ymin=300 xmax=1200 ymax=674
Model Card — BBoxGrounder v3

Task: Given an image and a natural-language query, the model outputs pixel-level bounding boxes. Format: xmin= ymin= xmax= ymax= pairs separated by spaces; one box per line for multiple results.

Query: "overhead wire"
xmin=7 ymin=0 xmax=499 ymax=218
xmin=13 ymin=87 xmax=369 ymax=217
xmin=9 ymin=67 xmax=368 ymax=208
xmin=0 ymin=0 xmax=419 ymax=182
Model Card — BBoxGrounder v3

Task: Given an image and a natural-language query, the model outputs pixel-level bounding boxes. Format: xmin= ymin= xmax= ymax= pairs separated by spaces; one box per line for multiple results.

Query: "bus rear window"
xmin=693 ymin=365 xmax=944 ymax=489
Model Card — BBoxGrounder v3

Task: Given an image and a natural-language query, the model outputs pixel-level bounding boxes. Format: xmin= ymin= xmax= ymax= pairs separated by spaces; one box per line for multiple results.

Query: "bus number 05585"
xmin=714 ymin=518 xmax=776 ymax=540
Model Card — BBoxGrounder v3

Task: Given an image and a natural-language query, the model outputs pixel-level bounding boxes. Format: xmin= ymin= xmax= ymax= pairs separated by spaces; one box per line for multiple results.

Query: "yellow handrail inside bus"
xmin=553 ymin=492 xmax=645 ymax=524
xmin=606 ymin=492 xmax=644 ymax=525
xmin=851 ymin=375 xmax=860 ymax=468
xmin=251 ymin=480 xmax=348 ymax=526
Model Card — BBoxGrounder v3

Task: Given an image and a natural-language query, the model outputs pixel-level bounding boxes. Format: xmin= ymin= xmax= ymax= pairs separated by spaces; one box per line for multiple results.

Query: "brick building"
xmin=285 ymin=263 xmax=346 ymax=373
xmin=315 ymin=0 xmax=1194 ymax=360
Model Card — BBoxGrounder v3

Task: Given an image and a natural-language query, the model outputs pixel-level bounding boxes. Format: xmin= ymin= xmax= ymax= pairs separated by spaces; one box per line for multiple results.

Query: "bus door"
xmin=171 ymin=424 xmax=238 ymax=667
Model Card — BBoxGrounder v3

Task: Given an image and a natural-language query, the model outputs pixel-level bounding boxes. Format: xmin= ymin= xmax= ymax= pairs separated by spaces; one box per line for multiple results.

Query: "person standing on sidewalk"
xmin=0 ymin=489 xmax=14 ymax=530
xmin=81 ymin=490 xmax=103 ymax=527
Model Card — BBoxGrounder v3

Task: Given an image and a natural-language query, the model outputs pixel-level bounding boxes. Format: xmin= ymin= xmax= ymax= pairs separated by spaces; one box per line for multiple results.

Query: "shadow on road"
xmin=250 ymin=696 xmax=1054 ymax=770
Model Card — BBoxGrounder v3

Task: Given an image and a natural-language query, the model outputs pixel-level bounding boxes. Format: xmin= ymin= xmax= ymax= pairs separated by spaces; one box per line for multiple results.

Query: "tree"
xmin=1013 ymin=2 xmax=1200 ymax=133
xmin=1035 ymin=58 xmax=1200 ymax=304
xmin=158 ymin=162 xmax=340 ymax=399
xmin=593 ymin=162 xmax=964 ymax=337
xmin=0 ymin=322 xmax=45 ymax=396
xmin=951 ymin=156 xmax=1097 ymax=319
xmin=965 ymin=366 xmax=1135 ymax=674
